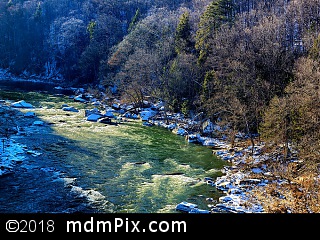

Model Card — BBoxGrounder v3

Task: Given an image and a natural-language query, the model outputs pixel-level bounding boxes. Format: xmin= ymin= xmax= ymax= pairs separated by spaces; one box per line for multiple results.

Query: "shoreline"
xmin=0 ymin=81 xmax=296 ymax=214
xmin=0 ymin=93 xmax=269 ymax=214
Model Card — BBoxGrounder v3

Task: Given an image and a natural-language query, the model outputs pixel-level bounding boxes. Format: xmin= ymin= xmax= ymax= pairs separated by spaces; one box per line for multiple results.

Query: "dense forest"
xmin=0 ymin=0 xmax=320 ymax=212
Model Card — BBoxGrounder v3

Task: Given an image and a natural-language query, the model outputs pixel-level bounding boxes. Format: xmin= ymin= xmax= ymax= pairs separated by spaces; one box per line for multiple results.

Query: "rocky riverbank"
xmin=0 ymin=84 xmax=299 ymax=214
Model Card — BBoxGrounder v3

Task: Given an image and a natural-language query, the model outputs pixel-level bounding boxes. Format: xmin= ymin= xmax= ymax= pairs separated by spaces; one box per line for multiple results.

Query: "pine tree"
xmin=128 ymin=9 xmax=141 ymax=33
xmin=201 ymin=69 xmax=216 ymax=103
xmin=195 ymin=0 xmax=235 ymax=64
xmin=34 ymin=2 xmax=42 ymax=21
xmin=174 ymin=11 xmax=193 ymax=54
xmin=309 ymin=34 xmax=320 ymax=60
xmin=87 ymin=21 xmax=97 ymax=40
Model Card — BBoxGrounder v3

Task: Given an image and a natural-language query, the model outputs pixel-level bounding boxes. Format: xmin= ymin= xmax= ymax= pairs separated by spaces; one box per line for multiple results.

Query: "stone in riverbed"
xmin=62 ymin=106 xmax=79 ymax=112
xmin=86 ymin=113 xmax=103 ymax=122
xmin=33 ymin=120 xmax=45 ymax=126
xmin=11 ymin=100 xmax=34 ymax=108
xmin=24 ymin=111 xmax=36 ymax=118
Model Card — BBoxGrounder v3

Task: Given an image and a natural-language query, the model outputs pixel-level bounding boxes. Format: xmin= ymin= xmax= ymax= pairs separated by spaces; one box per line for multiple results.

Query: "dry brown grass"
xmin=249 ymin=168 xmax=320 ymax=213
xmin=235 ymin=136 xmax=320 ymax=213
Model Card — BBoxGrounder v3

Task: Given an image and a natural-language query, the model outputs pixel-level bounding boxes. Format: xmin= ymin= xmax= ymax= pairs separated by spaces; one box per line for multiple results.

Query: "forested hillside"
xmin=1 ymin=0 xmax=320 ymax=212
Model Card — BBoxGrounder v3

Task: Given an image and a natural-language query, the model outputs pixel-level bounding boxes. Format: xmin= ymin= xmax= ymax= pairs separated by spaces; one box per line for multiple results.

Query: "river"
xmin=0 ymin=80 xmax=228 ymax=213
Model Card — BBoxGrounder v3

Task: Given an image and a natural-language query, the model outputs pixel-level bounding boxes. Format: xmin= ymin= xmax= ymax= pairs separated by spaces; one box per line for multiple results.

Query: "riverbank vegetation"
xmin=0 ymin=0 xmax=319 ymax=213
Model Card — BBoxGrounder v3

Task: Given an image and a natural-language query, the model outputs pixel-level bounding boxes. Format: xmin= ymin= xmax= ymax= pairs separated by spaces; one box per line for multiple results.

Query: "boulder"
xmin=24 ymin=112 xmax=36 ymax=118
xmin=62 ymin=106 xmax=79 ymax=112
xmin=87 ymin=113 xmax=103 ymax=122
xmin=11 ymin=100 xmax=34 ymax=108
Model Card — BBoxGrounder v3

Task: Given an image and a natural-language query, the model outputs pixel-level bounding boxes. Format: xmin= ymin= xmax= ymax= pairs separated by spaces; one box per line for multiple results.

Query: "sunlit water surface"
xmin=0 ymin=81 xmax=228 ymax=213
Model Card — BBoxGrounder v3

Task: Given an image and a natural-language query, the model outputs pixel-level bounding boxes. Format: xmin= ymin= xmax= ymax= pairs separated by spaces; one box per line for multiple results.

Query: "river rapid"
xmin=0 ymin=80 xmax=228 ymax=213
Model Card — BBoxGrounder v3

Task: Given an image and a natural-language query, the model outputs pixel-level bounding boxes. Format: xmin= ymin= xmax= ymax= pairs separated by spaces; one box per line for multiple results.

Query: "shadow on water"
xmin=0 ymin=85 xmax=115 ymax=213
xmin=0 ymin=79 xmax=74 ymax=95
xmin=0 ymin=106 xmax=108 ymax=213
xmin=0 ymin=82 xmax=228 ymax=213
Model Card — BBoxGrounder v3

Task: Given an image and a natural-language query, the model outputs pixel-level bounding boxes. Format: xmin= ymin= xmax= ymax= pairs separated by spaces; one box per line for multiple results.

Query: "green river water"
xmin=0 ymin=82 xmax=228 ymax=213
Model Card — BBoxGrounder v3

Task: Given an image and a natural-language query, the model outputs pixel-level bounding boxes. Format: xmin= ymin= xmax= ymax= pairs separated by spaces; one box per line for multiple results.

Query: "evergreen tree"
xmin=128 ymin=9 xmax=141 ymax=32
xmin=34 ymin=2 xmax=42 ymax=20
xmin=87 ymin=21 xmax=97 ymax=40
xmin=309 ymin=34 xmax=320 ymax=60
xmin=195 ymin=0 xmax=235 ymax=64
xmin=201 ymin=69 xmax=216 ymax=103
xmin=174 ymin=11 xmax=193 ymax=54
